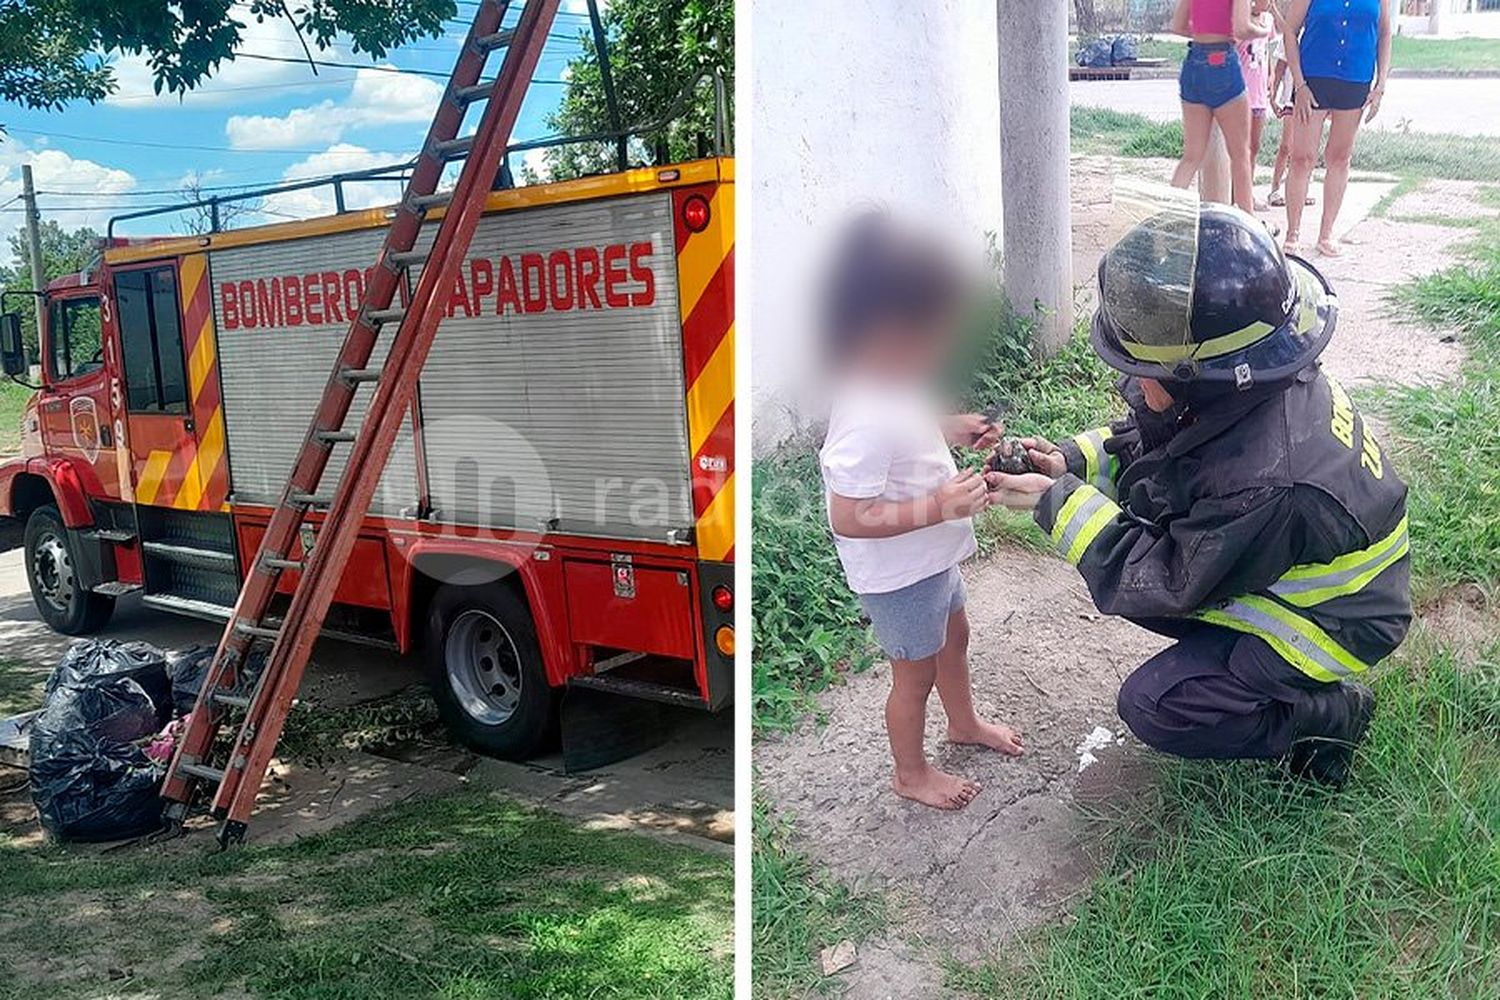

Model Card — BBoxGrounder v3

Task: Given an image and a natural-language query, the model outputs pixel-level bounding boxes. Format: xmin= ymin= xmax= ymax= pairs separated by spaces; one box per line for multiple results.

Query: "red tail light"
xmin=682 ymin=195 xmax=711 ymax=233
xmin=711 ymin=584 xmax=733 ymax=612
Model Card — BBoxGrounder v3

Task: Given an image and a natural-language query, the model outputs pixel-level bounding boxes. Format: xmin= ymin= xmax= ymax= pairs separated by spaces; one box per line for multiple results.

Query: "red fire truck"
xmin=0 ymin=157 xmax=734 ymax=759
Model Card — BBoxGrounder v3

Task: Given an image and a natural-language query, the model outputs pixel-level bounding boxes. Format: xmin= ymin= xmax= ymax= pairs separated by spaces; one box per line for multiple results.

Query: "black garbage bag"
xmin=46 ymin=640 xmax=171 ymax=729
xmin=30 ymin=641 xmax=170 ymax=842
xmin=165 ymin=645 xmax=215 ymax=716
xmin=1077 ymin=37 xmax=1114 ymax=68
xmin=1111 ymin=35 xmax=1140 ymax=65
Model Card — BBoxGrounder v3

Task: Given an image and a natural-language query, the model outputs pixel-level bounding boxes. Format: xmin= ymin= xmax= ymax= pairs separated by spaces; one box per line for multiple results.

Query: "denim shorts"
xmin=1180 ymin=42 xmax=1246 ymax=109
xmin=859 ymin=566 xmax=967 ymax=662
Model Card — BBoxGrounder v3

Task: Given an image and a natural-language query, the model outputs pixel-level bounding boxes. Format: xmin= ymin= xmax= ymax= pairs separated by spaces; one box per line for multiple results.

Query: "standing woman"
xmin=1281 ymin=0 xmax=1393 ymax=256
xmin=1169 ymin=0 xmax=1270 ymax=214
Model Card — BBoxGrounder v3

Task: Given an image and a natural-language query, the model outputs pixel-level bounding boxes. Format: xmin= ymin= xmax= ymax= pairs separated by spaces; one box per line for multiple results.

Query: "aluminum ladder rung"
xmin=289 ymin=491 xmax=333 ymax=507
xmin=338 ymin=366 xmax=381 ymax=385
xmin=454 ymin=80 xmax=496 ymax=104
xmin=409 ymin=191 xmax=453 ymax=211
xmin=388 ymin=250 xmax=428 ymax=269
xmin=314 ymin=429 xmax=356 ymax=445
xmin=433 ymin=135 xmax=475 ymax=159
xmin=178 ymin=762 xmax=225 ymax=785
xmin=474 ymin=28 xmax=516 ymax=51
xmin=261 ymin=555 xmax=305 ymax=572
xmin=366 ymin=306 xmax=406 ymax=325
xmin=235 ymin=620 xmax=281 ymax=641
xmin=213 ymin=692 xmax=252 ymax=710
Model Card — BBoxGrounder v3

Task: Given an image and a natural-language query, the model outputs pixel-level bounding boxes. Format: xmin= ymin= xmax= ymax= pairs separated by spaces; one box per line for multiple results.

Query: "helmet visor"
xmin=1099 ymin=178 xmax=1199 ymax=362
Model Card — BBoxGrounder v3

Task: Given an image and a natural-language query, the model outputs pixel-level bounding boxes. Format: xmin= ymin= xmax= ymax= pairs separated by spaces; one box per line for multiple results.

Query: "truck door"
xmin=112 ymin=258 xmax=226 ymax=511
xmin=36 ymin=288 xmax=128 ymax=500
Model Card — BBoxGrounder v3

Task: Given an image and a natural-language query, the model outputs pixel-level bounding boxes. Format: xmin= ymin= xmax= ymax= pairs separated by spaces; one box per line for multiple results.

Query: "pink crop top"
xmin=1190 ymin=0 xmax=1233 ymax=36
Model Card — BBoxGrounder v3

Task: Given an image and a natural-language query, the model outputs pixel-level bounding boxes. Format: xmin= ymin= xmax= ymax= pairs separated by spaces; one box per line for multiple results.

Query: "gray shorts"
xmin=858 ymin=566 xmax=967 ymax=661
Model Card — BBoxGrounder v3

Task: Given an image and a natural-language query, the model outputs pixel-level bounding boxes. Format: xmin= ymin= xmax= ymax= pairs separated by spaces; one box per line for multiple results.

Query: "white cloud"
xmin=257 ymin=143 xmax=408 ymax=220
xmin=0 ymin=140 xmax=138 ymax=268
xmin=224 ymin=66 xmax=443 ymax=150
xmin=106 ymin=15 xmax=348 ymax=108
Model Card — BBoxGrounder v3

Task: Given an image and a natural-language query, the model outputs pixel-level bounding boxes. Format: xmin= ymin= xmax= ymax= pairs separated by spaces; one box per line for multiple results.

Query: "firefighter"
xmin=987 ymin=201 xmax=1410 ymax=786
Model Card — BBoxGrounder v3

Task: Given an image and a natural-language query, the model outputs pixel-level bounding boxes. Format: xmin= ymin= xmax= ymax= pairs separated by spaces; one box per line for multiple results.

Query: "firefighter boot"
xmin=1286 ymin=682 xmax=1376 ymax=788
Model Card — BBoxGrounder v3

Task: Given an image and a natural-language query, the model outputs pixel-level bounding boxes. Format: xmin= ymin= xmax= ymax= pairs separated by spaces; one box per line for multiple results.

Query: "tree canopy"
xmin=0 ymin=0 xmax=456 ymax=110
xmin=0 ymin=221 xmax=99 ymax=355
xmin=536 ymin=0 xmax=732 ymax=181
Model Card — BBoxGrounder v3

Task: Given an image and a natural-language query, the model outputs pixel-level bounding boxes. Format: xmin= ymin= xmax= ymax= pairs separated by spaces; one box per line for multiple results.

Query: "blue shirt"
xmin=1300 ymin=0 xmax=1382 ymax=84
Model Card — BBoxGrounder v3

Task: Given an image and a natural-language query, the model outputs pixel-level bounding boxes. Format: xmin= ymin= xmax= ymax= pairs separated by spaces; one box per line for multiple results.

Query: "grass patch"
xmin=751 ymin=797 xmax=887 ymax=998
xmin=1375 ymin=221 xmax=1500 ymax=600
xmin=0 ymin=379 xmax=33 ymax=456
xmin=0 ymin=658 xmax=46 ymax=717
xmin=1091 ymin=35 xmax=1500 ymax=72
xmin=951 ymin=638 xmax=1500 ymax=998
xmin=1070 ymin=106 xmax=1500 ymax=182
xmin=0 ymin=789 xmax=733 ymax=999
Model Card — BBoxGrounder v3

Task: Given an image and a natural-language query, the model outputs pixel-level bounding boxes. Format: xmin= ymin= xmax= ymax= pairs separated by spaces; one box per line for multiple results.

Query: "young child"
xmin=818 ymin=214 xmax=1025 ymax=812
xmin=1266 ymin=12 xmax=1315 ymax=210
xmin=1237 ymin=0 xmax=1275 ymax=209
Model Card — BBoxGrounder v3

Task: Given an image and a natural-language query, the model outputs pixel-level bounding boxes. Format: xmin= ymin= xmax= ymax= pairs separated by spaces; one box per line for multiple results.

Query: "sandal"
xmin=1268 ymin=190 xmax=1286 ymax=207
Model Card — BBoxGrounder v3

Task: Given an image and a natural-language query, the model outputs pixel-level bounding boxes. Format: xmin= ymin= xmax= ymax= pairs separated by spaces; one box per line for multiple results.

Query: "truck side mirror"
xmin=0 ymin=313 xmax=24 ymax=377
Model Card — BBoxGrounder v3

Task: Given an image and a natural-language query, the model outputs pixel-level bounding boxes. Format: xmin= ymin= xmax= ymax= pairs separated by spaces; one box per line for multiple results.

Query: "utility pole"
xmin=1429 ymin=0 xmax=1444 ymax=37
xmin=998 ymin=0 xmax=1074 ymax=355
xmin=21 ymin=164 xmax=46 ymax=344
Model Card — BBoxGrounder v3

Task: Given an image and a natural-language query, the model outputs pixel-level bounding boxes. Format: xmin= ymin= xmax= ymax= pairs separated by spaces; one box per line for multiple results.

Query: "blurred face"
xmin=1139 ymin=377 xmax=1176 ymax=412
xmin=855 ymin=317 xmax=956 ymax=381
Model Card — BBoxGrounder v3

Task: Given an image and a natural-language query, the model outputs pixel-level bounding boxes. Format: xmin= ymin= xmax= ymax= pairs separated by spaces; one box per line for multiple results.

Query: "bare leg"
xmin=1213 ymin=96 xmax=1256 ymax=214
xmin=1316 ymin=109 xmax=1364 ymax=256
xmin=1270 ymin=117 xmax=1293 ymax=196
xmin=1285 ymin=108 xmax=1328 ymax=250
xmin=1172 ymin=102 xmax=1215 ymax=189
xmin=887 ymin=654 xmax=981 ymax=809
xmin=1249 ymin=114 xmax=1267 ymax=208
xmin=935 ymin=609 xmax=1024 ymax=755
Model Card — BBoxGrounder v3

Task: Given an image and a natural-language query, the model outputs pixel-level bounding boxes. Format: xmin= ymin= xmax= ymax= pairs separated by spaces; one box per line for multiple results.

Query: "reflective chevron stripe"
xmin=1269 ymin=516 xmax=1409 ymax=607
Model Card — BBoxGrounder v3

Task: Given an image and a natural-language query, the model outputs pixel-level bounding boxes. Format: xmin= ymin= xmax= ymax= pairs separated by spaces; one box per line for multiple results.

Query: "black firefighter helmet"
xmin=1091 ymin=203 xmax=1337 ymax=387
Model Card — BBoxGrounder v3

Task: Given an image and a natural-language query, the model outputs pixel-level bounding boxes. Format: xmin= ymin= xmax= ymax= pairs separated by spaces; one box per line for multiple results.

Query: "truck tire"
xmin=426 ymin=582 xmax=556 ymax=759
xmin=24 ymin=504 xmax=114 ymax=635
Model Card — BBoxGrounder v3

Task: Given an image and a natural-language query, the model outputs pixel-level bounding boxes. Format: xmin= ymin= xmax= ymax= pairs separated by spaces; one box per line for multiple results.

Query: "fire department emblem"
xmin=70 ymin=397 xmax=101 ymax=463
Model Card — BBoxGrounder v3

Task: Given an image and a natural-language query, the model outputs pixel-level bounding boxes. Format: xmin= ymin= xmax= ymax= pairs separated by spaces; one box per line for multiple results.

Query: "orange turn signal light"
xmin=714 ymin=625 xmax=735 ymax=657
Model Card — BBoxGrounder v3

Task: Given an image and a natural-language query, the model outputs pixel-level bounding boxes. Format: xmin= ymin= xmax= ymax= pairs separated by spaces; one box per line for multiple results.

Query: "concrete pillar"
xmin=1429 ymin=0 xmax=1443 ymax=36
xmin=998 ymin=0 xmax=1073 ymax=356
xmin=1198 ymin=122 xmax=1232 ymax=204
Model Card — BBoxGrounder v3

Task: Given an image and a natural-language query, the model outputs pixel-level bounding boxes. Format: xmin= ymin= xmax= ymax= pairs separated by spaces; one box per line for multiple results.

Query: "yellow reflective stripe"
xmin=1120 ymin=320 xmax=1274 ymax=364
xmin=1274 ymin=536 xmax=1410 ymax=608
xmin=1277 ymin=516 xmax=1408 ymax=581
xmin=1050 ymin=483 xmax=1120 ymax=565
xmin=1073 ymin=430 xmax=1100 ymax=483
xmin=1073 ymin=426 xmax=1119 ymax=498
xmin=1066 ymin=502 xmax=1116 ymax=565
xmin=1197 ymin=594 xmax=1369 ymax=683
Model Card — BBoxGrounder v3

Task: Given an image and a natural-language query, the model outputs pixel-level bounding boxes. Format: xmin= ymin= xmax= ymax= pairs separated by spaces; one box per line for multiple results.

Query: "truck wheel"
xmin=24 ymin=504 xmax=114 ymax=635
xmin=426 ymin=583 xmax=556 ymax=759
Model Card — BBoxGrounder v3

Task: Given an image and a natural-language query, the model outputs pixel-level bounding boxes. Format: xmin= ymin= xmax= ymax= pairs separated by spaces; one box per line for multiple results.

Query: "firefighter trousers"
xmin=1115 ymin=619 xmax=1338 ymax=760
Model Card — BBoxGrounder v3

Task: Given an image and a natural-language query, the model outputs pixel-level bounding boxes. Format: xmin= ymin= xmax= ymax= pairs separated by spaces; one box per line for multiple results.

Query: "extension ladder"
xmin=161 ymin=0 xmax=562 ymax=847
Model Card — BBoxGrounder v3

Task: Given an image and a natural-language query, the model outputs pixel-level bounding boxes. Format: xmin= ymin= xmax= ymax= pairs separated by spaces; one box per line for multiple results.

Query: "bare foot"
xmin=1315 ymin=238 xmax=1343 ymax=257
xmin=1283 ymin=232 xmax=1302 ymax=255
xmin=948 ymin=720 xmax=1025 ymax=756
xmin=892 ymin=766 xmax=981 ymax=810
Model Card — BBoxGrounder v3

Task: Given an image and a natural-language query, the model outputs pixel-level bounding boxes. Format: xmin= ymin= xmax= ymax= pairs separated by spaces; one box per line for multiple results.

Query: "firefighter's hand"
xmin=935 ymin=469 xmax=990 ymax=520
xmin=983 ymin=470 xmax=1054 ymax=511
xmin=1019 ymin=436 xmax=1067 ymax=478
xmin=944 ymin=413 xmax=1003 ymax=450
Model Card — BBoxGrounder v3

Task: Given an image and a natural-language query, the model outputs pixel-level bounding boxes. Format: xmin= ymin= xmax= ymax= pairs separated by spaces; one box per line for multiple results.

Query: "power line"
xmin=5 ymin=126 xmax=416 ymax=156
xmin=233 ymin=50 xmax=567 ymax=81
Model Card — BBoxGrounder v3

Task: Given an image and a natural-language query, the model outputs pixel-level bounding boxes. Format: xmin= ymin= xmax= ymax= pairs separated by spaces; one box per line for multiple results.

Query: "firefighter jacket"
xmin=1034 ymin=364 xmax=1411 ymax=683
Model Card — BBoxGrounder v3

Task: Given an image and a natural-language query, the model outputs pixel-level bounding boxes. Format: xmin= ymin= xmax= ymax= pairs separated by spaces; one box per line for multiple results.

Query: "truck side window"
xmin=115 ymin=267 xmax=189 ymax=414
xmin=46 ymin=297 xmax=103 ymax=381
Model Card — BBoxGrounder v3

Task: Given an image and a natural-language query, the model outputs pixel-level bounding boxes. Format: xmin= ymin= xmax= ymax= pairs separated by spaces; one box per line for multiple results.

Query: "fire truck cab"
xmin=0 ymin=158 xmax=734 ymax=759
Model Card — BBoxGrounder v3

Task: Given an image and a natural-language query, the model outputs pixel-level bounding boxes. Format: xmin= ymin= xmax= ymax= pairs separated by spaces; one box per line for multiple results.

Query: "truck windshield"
xmin=47 ymin=296 xmax=103 ymax=381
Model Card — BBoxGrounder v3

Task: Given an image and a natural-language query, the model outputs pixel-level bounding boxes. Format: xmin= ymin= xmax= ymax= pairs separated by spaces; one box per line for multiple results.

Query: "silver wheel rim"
xmin=33 ymin=531 xmax=75 ymax=613
xmin=444 ymin=609 xmax=524 ymax=726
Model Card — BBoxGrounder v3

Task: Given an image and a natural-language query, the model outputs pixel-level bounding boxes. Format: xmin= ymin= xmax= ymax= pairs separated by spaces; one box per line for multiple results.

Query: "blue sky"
xmin=0 ymin=1 xmax=603 ymax=267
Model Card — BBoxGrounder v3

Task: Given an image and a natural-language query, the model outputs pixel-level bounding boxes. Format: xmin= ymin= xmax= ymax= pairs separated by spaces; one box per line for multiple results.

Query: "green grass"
xmin=1069 ymin=106 xmax=1500 ymax=182
xmin=0 ymin=379 xmax=33 ymax=456
xmin=951 ymin=638 xmax=1500 ymax=998
xmin=0 ymin=790 xmax=733 ymax=999
xmin=1099 ymin=35 xmax=1500 ymax=72
xmin=1372 ymin=221 xmax=1500 ymax=600
xmin=751 ymin=797 xmax=887 ymax=999
xmin=0 ymin=658 xmax=46 ymax=717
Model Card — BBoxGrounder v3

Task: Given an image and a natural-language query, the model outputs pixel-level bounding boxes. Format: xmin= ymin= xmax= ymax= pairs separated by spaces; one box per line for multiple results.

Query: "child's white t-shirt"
xmin=819 ymin=380 xmax=978 ymax=595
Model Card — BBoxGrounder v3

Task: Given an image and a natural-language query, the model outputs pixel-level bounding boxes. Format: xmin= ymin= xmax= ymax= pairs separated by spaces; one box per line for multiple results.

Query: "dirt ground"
xmin=755 ymin=169 xmax=1496 ymax=997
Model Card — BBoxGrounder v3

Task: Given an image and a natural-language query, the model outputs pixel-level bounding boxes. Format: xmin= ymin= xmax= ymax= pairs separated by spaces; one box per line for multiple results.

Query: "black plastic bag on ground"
xmin=29 ymin=641 xmax=170 ymax=842
xmin=165 ymin=645 xmax=215 ymax=716
xmin=46 ymin=640 xmax=171 ymax=728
